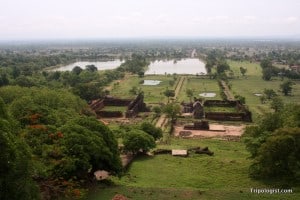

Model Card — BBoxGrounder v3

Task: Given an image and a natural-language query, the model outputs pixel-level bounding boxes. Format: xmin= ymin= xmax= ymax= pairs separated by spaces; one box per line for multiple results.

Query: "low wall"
xmin=204 ymin=100 xmax=237 ymax=107
xmin=103 ymin=97 xmax=132 ymax=106
xmin=205 ymin=112 xmax=252 ymax=122
xmin=97 ymin=110 xmax=123 ymax=118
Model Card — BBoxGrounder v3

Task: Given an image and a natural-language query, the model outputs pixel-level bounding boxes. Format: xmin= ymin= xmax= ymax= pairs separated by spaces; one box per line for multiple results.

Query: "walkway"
xmin=155 ymin=76 xmax=185 ymax=129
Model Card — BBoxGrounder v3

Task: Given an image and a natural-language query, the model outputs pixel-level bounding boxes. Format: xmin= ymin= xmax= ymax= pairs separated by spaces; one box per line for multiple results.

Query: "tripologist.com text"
xmin=250 ymin=188 xmax=293 ymax=194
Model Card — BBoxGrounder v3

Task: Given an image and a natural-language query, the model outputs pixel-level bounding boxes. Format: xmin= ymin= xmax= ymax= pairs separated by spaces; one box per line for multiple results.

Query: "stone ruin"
xmin=90 ymin=93 xmax=148 ymax=118
xmin=181 ymin=99 xmax=252 ymax=122
xmin=183 ymin=120 xmax=209 ymax=130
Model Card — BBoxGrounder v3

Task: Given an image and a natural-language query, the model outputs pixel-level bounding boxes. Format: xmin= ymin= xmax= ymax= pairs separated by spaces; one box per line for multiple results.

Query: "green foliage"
xmin=0 ymin=86 xmax=122 ymax=198
xmin=216 ymin=60 xmax=230 ymax=74
xmin=120 ymin=54 xmax=149 ymax=74
xmin=250 ymin=128 xmax=300 ymax=180
xmin=243 ymin=104 xmax=300 ymax=181
xmin=129 ymin=86 xmax=142 ymax=95
xmin=280 ymin=80 xmax=295 ymax=96
xmin=263 ymin=88 xmax=277 ymax=100
xmin=140 ymin=122 xmax=163 ymax=140
xmin=234 ymin=94 xmax=246 ymax=104
xmin=260 ymin=59 xmax=272 ymax=69
xmin=152 ymin=106 xmax=162 ymax=117
xmin=122 ymin=130 xmax=156 ymax=154
xmin=59 ymin=117 xmax=121 ymax=178
xmin=162 ymin=103 xmax=181 ymax=123
xmin=163 ymin=88 xmax=175 ymax=102
xmin=85 ymin=64 xmax=98 ymax=72
xmin=270 ymin=97 xmax=284 ymax=112
xmin=185 ymin=88 xmax=194 ymax=102
xmin=239 ymin=67 xmax=247 ymax=76
xmin=262 ymin=67 xmax=273 ymax=81
xmin=0 ymin=98 xmax=40 ymax=200
xmin=73 ymin=83 xmax=103 ymax=102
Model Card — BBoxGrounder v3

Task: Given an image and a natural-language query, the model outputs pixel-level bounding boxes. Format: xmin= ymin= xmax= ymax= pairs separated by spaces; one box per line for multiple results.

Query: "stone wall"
xmin=205 ymin=111 xmax=252 ymax=122
xmin=126 ymin=93 xmax=147 ymax=118
xmin=181 ymin=99 xmax=252 ymax=122
xmin=90 ymin=94 xmax=147 ymax=118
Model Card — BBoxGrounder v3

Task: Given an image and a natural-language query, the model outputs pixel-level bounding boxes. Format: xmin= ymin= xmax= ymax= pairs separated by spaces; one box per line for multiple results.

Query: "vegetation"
xmin=122 ymin=130 xmax=156 ymax=154
xmin=243 ymin=104 xmax=300 ymax=182
xmin=280 ymin=80 xmax=295 ymax=96
xmin=0 ymin=86 xmax=121 ymax=198
xmin=89 ymin=138 xmax=300 ymax=200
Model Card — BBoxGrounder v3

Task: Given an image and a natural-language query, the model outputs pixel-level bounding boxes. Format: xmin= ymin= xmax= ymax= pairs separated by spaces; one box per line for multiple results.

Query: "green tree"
xmin=85 ymin=64 xmax=98 ymax=72
xmin=123 ymin=130 xmax=156 ymax=154
xmin=234 ymin=95 xmax=246 ymax=104
xmin=250 ymin=128 xmax=300 ymax=180
xmin=73 ymin=83 xmax=103 ymax=102
xmin=140 ymin=122 xmax=163 ymax=140
xmin=0 ymin=98 xmax=39 ymax=200
xmin=186 ymin=88 xmax=194 ymax=102
xmin=240 ymin=67 xmax=247 ymax=76
xmin=262 ymin=67 xmax=273 ymax=81
xmin=243 ymin=104 xmax=300 ymax=181
xmin=260 ymin=59 xmax=272 ymax=69
xmin=152 ymin=106 xmax=161 ymax=117
xmin=280 ymin=80 xmax=295 ymax=96
xmin=163 ymin=88 xmax=175 ymax=103
xmin=72 ymin=66 xmax=83 ymax=75
xmin=270 ymin=97 xmax=284 ymax=112
xmin=216 ymin=61 xmax=230 ymax=74
xmin=263 ymin=89 xmax=277 ymax=100
xmin=162 ymin=103 xmax=181 ymax=124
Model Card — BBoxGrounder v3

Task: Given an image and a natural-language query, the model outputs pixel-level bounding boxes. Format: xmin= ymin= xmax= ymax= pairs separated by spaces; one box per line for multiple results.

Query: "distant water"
xmin=54 ymin=58 xmax=207 ymax=75
xmin=143 ymin=80 xmax=161 ymax=85
xmin=145 ymin=58 xmax=206 ymax=75
xmin=54 ymin=60 xmax=123 ymax=71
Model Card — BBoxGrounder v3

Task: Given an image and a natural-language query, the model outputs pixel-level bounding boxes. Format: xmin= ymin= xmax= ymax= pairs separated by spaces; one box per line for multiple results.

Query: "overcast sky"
xmin=0 ymin=0 xmax=299 ymax=40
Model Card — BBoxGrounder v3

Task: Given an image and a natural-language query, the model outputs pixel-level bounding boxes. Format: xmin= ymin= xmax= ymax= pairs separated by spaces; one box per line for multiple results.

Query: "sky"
xmin=0 ymin=0 xmax=300 ymax=40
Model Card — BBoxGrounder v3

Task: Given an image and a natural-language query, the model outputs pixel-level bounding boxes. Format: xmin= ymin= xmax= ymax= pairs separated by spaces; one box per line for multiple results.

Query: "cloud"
xmin=286 ymin=16 xmax=298 ymax=24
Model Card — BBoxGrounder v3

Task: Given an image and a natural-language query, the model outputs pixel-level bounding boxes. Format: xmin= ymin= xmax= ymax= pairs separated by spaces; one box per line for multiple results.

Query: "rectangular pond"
xmin=54 ymin=60 xmax=124 ymax=71
xmin=145 ymin=58 xmax=206 ymax=75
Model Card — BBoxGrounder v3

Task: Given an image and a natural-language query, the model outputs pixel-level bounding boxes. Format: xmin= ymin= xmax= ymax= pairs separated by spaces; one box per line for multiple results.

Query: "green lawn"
xmin=88 ymin=138 xmax=299 ymax=200
xmin=177 ymin=77 xmax=221 ymax=102
xmin=228 ymin=60 xmax=300 ymax=122
xmin=109 ymin=75 xmax=177 ymax=103
xmin=101 ymin=106 xmax=128 ymax=112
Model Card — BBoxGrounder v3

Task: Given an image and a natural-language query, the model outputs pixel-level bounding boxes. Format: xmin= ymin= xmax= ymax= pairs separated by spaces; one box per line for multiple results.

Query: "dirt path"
xmin=155 ymin=76 xmax=185 ymax=129
xmin=174 ymin=76 xmax=185 ymax=98
xmin=221 ymin=80 xmax=235 ymax=100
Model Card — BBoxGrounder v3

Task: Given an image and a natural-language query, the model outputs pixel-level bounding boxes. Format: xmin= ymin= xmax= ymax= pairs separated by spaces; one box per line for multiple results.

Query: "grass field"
xmin=101 ymin=106 xmax=128 ymax=112
xmin=177 ymin=77 xmax=221 ymax=102
xmin=109 ymin=75 xmax=177 ymax=103
xmin=228 ymin=60 xmax=300 ymax=121
xmin=88 ymin=138 xmax=300 ymax=200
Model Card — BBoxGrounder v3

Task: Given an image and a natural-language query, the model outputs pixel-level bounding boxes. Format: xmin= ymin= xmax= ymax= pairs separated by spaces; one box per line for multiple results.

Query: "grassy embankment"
xmin=109 ymin=75 xmax=177 ymax=104
xmin=89 ymin=138 xmax=300 ymax=200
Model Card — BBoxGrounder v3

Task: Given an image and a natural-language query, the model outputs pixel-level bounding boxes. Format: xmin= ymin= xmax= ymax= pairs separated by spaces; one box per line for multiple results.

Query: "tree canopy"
xmin=243 ymin=103 xmax=300 ymax=181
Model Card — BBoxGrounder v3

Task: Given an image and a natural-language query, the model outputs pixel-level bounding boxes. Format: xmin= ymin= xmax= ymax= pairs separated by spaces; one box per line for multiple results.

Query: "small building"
xmin=290 ymin=65 xmax=300 ymax=73
xmin=172 ymin=150 xmax=188 ymax=157
xmin=94 ymin=170 xmax=109 ymax=181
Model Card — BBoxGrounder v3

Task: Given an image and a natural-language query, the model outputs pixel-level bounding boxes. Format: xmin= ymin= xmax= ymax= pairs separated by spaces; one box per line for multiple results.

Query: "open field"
xmin=177 ymin=77 xmax=221 ymax=102
xmin=228 ymin=60 xmax=300 ymax=122
xmin=109 ymin=75 xmax=178 ymax=103
xmin=89 ymin=138 xmax=300 ymax=200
